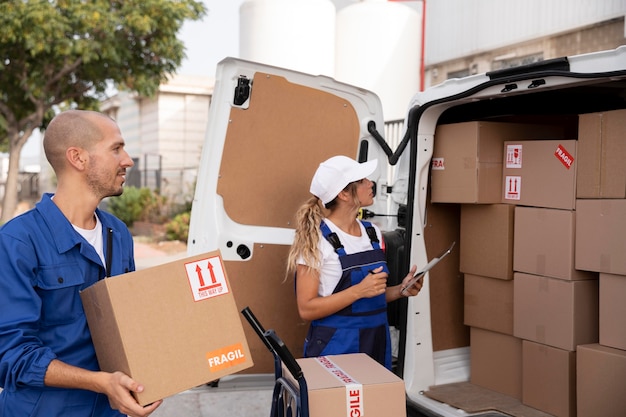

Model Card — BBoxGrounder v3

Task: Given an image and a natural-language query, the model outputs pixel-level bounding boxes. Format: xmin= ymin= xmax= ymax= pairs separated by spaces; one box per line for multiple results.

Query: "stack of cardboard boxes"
xmin=431 ymin=112 xmax=626 ymax=417
xmin=573 ymin=109 xmax=626 ymax=417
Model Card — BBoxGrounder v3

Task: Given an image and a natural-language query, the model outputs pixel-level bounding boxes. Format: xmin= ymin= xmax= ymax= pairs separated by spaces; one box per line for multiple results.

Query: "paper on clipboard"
xmin=400 ymin=241 xmax=456 ymax=295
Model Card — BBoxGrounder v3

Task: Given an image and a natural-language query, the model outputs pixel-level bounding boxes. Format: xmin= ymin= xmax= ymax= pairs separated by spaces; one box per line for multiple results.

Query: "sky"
xmin=176 ymin=0 xmax=246 ymax=78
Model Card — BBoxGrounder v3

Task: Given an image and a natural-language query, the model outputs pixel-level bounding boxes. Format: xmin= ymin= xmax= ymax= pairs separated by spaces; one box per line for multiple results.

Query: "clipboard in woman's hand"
xmin=400 ymin=241 xmax=456 ymax=295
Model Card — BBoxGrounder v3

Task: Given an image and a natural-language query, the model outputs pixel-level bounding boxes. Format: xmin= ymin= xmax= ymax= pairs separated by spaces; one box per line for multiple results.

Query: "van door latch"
xmin=233 ymin=76 xmax=251 ymax=105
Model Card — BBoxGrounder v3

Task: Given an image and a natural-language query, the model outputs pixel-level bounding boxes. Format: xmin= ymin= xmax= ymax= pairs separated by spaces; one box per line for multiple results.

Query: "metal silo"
xmin=239 ymin=0 xmax=336 ymax=77
xmin=335 ymin=0 xmax=422 ymax=121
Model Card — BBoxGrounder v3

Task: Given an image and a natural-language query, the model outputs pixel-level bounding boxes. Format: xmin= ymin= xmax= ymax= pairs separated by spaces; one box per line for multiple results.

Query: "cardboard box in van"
xmin=502 ymin=140 xmax=577 ymax=209
xmin=513 ymin=273 xmax=598 ymax=351
xmin=575 ymin=199 xmax=626 ymax=275
xmin=577 ymin=109 xmax=626 ymax=198
xmin=80 ymin=251 xmax=253 ymax=405
xmin=599 ymin=273 xmax=626 ymax=351
xmin=464 ymin=274 xmax=514 ymax=335
xmin=513 ymin=206 xmax=595 ymax=281
xmin=577 ymin=344 xmax=626 ymax=417
xmin=470 ymin=327 xmax=522 ymax=400
xmin=432 ymin=122 xmax=564 ymax=204
xmin=460 ymin=204 xmax=514 ymax=280
xmin=522 ymin=340 xmax=576 ymax=417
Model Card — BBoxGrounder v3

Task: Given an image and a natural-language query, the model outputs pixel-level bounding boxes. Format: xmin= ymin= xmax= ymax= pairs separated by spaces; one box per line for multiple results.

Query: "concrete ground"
xmin=133 ymin=238 xmax=189 ymax=270
xmin=134 ymin=239 xmax=276 ymax=417
xmin=150 ymin=376 xmax=274 ymax=417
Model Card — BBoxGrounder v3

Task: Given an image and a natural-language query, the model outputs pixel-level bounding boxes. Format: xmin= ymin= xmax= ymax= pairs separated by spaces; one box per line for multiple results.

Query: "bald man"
xmin=0 ymin=110 xmax=162 ymax=417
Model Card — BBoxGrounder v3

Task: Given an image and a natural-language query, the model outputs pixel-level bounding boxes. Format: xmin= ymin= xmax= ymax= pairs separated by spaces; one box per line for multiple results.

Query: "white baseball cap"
xmin=310 ymin=155 xmax=378 ymax=205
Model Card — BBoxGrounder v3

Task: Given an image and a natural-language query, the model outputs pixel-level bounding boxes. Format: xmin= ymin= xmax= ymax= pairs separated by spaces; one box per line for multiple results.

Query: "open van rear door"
xmin=187 ymin=58 xmax=396 ymax=373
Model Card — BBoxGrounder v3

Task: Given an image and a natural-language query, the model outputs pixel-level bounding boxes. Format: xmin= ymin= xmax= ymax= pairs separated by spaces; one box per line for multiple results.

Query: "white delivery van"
xmin=187 ymin=46 xmax=626 ymax=416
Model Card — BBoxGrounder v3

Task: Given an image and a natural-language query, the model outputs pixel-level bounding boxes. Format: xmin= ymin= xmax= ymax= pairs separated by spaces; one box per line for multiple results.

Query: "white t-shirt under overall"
xmin=73 ymin=215 xmax=106 ymax=267
xmin=298 ymin=218 xmax=383 ymax=297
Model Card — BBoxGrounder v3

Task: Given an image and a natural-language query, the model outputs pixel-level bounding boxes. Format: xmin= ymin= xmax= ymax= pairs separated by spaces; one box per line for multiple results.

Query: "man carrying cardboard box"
xmin=0 ymin=110 xmax=161 ymax=417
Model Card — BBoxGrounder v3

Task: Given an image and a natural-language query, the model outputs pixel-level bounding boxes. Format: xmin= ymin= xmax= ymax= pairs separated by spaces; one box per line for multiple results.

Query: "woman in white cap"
xmin=287 ymin=155 xmax=421 ymax=369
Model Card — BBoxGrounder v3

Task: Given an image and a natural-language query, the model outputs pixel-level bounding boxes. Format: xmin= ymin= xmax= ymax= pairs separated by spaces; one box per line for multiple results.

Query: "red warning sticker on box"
xmin=504 ymin=176 xmax=521 ymax=200
xmin=554 ymin=144 xmax=574 ymax=169
xmin=431 ymin=157 xmax=445 ymax=170
xmin=185 ymin=255 xmax=229 ymax=301
xmin=505 ymin=144 xmax=523 ymax=168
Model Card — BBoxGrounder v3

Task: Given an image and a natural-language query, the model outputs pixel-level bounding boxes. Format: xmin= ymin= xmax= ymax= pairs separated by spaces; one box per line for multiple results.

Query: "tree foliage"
xmin=0 ymin=0 xmax=206 ymax=222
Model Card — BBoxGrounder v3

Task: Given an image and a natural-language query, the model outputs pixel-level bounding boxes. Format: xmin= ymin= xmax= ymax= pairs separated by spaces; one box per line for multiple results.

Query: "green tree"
xmin=0 ymin=0 xmax=206 ymax=223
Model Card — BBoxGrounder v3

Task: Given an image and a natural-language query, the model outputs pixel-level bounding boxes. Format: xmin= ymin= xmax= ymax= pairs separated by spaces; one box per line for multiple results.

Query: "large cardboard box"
xmin=577 ymin=344 xmax=626 ymax=417
xmin=285 ymin=353 xmax=406 ymax=417
xmin=577 ymin=109 xmax=626 ymax=198
xmin=502 ymin=140 xmax=577 ymax=209
xmin=522 ymin=341 xmax=576 ymax=417
xmin=460 ymin=204 xmax=514 ymax=280
xmin=575 ymin=199 xmax=626 ymax=275
xmin=599 ymin=273 xmax=626 ymax=351
xmin=513 ymin=206 xmax=595 ymax=281
xmin=513 ymin=273 xmax=598 ymax=351
xmin=464 ymin=274 xmax=514 ymax=335
xmin=432 ymin=122 xmax=564 ymax=203
xmin=470 ymin=327 xmax=522 ymax=399
xmin=80 ymin=251 xmax=253 ymax=405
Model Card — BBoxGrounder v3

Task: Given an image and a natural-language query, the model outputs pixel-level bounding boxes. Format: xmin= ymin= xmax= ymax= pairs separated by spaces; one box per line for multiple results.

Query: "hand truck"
xmin=241 ymin=307 xmax=309 ymax=417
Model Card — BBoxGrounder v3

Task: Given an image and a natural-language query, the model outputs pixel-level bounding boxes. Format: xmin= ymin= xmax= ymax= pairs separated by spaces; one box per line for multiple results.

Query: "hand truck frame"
xmin=241 ymin=306 xmax=309 ymax=417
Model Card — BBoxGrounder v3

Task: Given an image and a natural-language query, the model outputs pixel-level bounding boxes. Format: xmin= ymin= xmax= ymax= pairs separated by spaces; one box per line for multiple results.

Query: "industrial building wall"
xmin=156 ymin=91 xmax=210 ymax=200
xmin=425 ymin=0 xmax=626 ymax=66
xmin=100 ymin=76 xmax=212 ymax=201
xmin=425 ymin=16 xmax=626 ymax=87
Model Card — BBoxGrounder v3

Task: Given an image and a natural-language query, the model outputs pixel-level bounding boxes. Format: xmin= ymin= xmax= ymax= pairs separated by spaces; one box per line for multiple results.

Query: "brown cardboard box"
xmin=513 ymin=206 xmax=595 ymax=281
xmin=464 ymin=274 xmax=514 ymax=335
xmin=80 ymin=251 xmax=253 ymax=405
xmin=502 ymin=140 xmax=577 ymax=209
xmin=460 ymin=204 xmax=514 ymax=280
xmin=575 ymin=199 xmax=626 ymax=275
xmin=577 ymin=109 xmax=626 ymax=198
xmin=470 ymin=327 xmax=522 ymax=399
xmin=285 ymin=353 xmax=406 ymax=417
xmin=432 ymin=122 xmax=564 ymax=203
xmin=522 ymin=341 xmax=576 ymax=417
xmin=513 ymin=273 xmax=598 ymax=351
xmin=577 ymin=344 xmax=626 ymax=417
xmin=599 ymin=273 xmax=626 ymax=351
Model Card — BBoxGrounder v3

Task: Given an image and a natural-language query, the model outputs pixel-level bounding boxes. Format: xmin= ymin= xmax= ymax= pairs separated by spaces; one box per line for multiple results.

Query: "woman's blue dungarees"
xmin=303 ymin=220 xmax=392 ymax=369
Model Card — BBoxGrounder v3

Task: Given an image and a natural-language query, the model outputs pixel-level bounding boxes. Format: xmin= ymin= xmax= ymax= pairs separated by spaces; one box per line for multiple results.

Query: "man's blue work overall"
xmin=303 ymin=220 xmax=392 ymax=369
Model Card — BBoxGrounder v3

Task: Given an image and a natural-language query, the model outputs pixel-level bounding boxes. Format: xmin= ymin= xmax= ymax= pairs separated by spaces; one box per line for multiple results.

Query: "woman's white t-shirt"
xmin=298 ymin=218 xmax=383 ymax=297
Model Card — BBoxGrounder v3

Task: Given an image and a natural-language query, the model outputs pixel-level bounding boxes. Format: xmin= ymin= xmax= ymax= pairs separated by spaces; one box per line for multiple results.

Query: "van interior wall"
xmin=424 ymin=195 xmax=468 ymax=351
